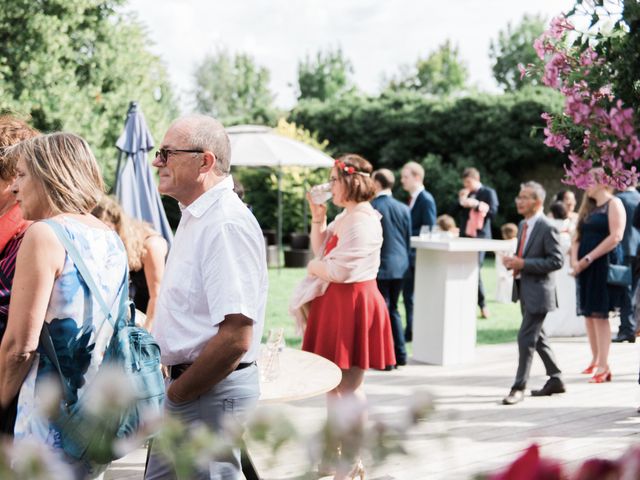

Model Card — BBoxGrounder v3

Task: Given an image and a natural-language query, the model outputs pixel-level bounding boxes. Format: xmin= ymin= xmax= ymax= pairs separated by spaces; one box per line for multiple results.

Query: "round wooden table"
xmin=258 ymin=347 xmax=342 ymax=403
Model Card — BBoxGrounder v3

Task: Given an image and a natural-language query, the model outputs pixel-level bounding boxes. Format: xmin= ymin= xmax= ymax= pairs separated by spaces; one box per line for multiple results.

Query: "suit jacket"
xmin=617 ymin=190 xmax=640 ymax=258
xmin=511 ymin=215 xmax=564 ymax=314
xmin=371 ymin=194 xmax=412 ymax=280
xmin=457 ymin=185 xmax=499 ymax=239
xmin=409 ymin=189 xmax=437 ymax=267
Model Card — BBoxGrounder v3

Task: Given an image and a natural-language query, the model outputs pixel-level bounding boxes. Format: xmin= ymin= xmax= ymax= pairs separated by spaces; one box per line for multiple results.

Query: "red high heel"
xmin=581 ymin=364 xmax=596 ymax=374
xmin=589 ymin=369 xmax=612 ymax=383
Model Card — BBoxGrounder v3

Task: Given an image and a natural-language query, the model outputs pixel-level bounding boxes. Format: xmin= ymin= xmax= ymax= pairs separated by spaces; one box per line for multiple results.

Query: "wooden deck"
xmin=106 ymin=336 xmax=640 ymax=479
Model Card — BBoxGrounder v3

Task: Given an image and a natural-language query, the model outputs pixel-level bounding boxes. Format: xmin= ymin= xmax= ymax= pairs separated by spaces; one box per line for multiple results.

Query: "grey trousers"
xmin=512 ymin=304 xmax=562 ymax=391
xmin=145 ymin=365 xmax=259 ymax=480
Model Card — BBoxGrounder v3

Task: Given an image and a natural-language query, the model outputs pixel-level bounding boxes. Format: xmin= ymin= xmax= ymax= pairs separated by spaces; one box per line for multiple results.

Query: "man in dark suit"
xmin=456 ymin=167 xmax=499 ymax=319
xmin=613 ymin=186 xmax=640 ymax=342
xmin=502 ymin=181 xmax=565 ymax=405
xmin=372 ymin=169 xmax=412 ymax=366
xmin=400 ymin=161 xmax=437 ymax=342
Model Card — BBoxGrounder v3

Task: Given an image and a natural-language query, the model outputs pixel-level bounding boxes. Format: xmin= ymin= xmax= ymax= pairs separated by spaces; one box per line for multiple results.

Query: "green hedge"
xmin=289 ymin=86 xmax=567 ymax=232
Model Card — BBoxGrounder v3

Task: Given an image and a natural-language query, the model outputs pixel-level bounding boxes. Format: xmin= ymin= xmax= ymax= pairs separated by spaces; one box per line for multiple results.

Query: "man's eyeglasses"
xmin=154 ymin=148 xmax=204 ymax=166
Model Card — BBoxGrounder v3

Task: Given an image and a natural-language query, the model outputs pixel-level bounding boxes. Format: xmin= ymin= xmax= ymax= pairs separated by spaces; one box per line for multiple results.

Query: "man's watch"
xmin=584 ymin=255 xmax=592 ymax=264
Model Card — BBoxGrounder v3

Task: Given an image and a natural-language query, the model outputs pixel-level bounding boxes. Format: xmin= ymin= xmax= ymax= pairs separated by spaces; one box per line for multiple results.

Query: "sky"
xmin=125 ymin=0 xmax=577 ymax=111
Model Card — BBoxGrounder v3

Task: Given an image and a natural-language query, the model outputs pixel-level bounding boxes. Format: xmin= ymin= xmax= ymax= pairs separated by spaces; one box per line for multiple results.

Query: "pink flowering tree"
xmin=524 ymin=10 xmax=640 ymax=189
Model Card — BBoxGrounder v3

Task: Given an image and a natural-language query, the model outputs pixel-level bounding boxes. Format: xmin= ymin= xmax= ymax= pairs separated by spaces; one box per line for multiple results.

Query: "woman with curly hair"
xmin=92 ymin=195 xmax=167 ymax=331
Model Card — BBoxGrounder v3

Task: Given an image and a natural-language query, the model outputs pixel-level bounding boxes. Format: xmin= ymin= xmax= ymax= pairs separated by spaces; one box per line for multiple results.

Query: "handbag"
xmin=40 ymin=220 xmax=165 ymax=464
xmin=607 ymin=263 xmax=632 ymax=287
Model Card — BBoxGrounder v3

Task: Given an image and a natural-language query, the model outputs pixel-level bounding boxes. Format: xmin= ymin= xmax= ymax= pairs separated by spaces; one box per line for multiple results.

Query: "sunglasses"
xmin=154 ymin=148 xmax=204 ymax=166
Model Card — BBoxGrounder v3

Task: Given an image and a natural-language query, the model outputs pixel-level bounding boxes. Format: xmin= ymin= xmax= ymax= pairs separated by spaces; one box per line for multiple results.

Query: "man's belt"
xmin=168 ymin=361 xmax=256 ymax=380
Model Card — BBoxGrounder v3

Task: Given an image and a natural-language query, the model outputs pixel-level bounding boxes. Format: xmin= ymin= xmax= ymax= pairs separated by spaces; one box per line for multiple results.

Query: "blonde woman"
xmin=571 ymin=174 xmax=625 ymax=383
xmin=92 ymin=196 xmax=167 ymax=330
xmin=0 ymin=133 xmax=129 ymax=478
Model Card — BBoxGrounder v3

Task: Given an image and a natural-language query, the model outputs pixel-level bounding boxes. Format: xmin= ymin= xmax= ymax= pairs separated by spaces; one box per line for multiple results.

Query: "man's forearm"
xmin=167 ymin=329 xmax=249 ymax=403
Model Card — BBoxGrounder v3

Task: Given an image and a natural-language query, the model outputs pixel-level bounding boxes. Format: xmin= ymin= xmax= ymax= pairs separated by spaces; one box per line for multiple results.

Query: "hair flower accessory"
xmin=334 ymin=159 xmax=370 ymax=177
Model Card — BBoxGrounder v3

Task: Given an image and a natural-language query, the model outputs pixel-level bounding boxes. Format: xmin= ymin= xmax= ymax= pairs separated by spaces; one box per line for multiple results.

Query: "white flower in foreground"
xmin=8 ymin=438 xmax=74 ymax=479
xmin=83 ymin=365 xmax=136 ymax=415
xmin=34 ymin=375 xmax=62 ymax=418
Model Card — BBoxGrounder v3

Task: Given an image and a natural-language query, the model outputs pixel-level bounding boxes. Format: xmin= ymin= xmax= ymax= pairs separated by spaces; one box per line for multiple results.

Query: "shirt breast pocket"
xmin=162 ymin=259 xmax=197 ymax=313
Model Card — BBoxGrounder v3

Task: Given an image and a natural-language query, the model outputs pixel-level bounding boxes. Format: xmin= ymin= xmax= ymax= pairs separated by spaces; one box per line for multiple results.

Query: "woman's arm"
xmin=0 ymin=223 xmax=64 ymax=408
xmin=574 ymin=198 xmax=626 ymax=275
xmin=307 ymin=192 xmax=329 ymax=256
xmin=141 ymin=235 xmax=168 ymax=331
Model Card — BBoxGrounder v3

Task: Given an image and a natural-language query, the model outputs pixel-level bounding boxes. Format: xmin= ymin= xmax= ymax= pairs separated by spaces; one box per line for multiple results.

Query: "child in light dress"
xmin=495 ymin=223 xmax=518 ymax=303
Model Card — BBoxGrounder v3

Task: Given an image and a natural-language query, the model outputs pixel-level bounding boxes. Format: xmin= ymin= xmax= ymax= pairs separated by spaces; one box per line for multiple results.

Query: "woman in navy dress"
xmin=571 ymin=175 xmax=625 ymax=383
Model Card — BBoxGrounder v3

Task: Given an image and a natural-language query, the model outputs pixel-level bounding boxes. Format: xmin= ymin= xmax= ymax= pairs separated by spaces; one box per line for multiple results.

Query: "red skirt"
xmin=302 ymin=280 xmax=396 ymax=370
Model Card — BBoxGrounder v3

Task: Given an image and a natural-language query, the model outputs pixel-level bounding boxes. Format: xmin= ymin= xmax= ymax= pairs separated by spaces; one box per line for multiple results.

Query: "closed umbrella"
xmin=114 ymin=101 xmax=173 ymax=248
xmin=226 ymin=125 xmax=334 ymax=264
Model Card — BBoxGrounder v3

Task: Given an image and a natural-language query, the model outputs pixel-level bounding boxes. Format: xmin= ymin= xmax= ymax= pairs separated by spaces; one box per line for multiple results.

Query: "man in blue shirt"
xmin=400 ymin=161 xmax=437 ymax=342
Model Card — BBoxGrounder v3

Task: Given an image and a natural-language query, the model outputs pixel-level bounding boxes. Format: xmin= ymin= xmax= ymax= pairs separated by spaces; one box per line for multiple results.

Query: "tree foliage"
xmin=296 ymin=47 xmax=355 ymax=102
xmin=0 ymin=0 xmax=178 ymax=187
xmin=489 ymin=14 xmax=547 ymax=91
xmin=385 ymin=40 xmax=468 ymax=95
xmin=193 ymin=50 xmax=277 ymax=126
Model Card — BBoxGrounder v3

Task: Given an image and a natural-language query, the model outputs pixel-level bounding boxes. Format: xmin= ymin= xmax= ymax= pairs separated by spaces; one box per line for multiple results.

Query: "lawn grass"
xmin=264 ymin=256 xmax=521 ymax=348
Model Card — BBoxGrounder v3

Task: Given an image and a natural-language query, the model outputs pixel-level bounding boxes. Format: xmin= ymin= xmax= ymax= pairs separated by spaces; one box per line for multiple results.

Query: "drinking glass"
xmin=309 ymin=183 xmax=333 ymax=204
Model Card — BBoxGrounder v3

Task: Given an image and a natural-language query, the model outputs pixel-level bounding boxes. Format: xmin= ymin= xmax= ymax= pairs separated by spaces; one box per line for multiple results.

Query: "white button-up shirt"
xmin=409 ymin=185 xmax=425 ymax=209
xmin=153 ymin=175 xmax=268 ymax=365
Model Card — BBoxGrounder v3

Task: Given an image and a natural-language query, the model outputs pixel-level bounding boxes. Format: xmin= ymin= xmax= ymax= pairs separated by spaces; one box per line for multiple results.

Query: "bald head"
xmin=171 ymin=114 xmax=231 ymax=175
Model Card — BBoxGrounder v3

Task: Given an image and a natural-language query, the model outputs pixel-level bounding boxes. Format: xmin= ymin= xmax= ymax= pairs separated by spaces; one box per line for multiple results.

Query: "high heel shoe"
xmin=589 ymin=369 xmax=612 ymax=383
xmin=347 ymin=458 xmax=365 ymax=480
xmin=581 ymin=363 xmax=597 ymax=374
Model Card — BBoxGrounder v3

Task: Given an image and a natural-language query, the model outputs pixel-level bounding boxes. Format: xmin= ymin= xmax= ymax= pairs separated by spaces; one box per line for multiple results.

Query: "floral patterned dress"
xmin=14 ymin=217 xmax=128 ymax=474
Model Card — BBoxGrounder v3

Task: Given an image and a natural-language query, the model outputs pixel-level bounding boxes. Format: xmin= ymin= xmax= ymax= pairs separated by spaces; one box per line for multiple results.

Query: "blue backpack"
xmin=40 ymin=220 xmax=165 ymax=464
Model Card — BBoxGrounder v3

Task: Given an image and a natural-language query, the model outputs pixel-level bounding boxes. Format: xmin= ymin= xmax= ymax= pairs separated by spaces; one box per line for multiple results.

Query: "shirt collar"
xmin=411 ymin=185 xmax=425 ymax=199
xmin=525 ymin=210 xmax=544 ymax=229
xmin=182 ymin=175 xmax=235 ymax=218
xmin=376 ymin=189 xmax=392 ymax=197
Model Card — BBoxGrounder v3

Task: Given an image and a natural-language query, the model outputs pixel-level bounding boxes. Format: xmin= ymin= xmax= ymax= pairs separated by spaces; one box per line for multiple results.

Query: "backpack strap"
xmin=39 ymin=324 xmax=75 ymax=406
xmin=43 ymin=219 xmax=118 ymax=328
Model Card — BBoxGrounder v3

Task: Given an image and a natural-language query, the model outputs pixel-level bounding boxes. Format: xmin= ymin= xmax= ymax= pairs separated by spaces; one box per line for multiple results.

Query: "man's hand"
xmin=167 ymin=381 xmax=189 ymax=404
xmin=164 ymin=314 xmax=253 ymax=404
xmin=503 ymin=255 xmax=524 ymax=271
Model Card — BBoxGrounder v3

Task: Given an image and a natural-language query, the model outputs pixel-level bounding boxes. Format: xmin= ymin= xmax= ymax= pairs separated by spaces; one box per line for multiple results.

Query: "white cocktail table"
xmin=410 ymin=236 xmax=514 ymax=365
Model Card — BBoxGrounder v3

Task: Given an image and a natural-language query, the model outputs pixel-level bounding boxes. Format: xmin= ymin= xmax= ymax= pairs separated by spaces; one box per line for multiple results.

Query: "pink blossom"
xmin=542 ymin=64 xmax=559 ymax=89
xmin=572 ymin=458 xmax=619 ymax=480
xmin=579 ymin=48 xmax=599 ymax=67
xmin=609 ymin=100 xmax=636 ymax=139
xmin=533 ymin=36 xmax=547 ymax=60
xmin=548 ymin=16 xmax=575 ymax=40
xmin=518 ymin=64 xmax=527 ymax=80
xmin=534 ymin=17 xmax=640 ymax=191
xmin=543 ymin=129 xmax=570 ymax=152
xmin=490 ymin=445 xmax=563 ymax=480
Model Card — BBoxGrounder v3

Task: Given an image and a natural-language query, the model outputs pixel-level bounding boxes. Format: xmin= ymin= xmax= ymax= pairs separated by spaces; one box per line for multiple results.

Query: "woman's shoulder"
xmin=143 ymin=233 xmax=168 ymax=256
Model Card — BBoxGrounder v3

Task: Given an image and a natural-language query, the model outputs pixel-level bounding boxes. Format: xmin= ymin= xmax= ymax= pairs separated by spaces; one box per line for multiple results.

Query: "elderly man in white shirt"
xmin=145 ymin=114 xmax=268 ymax=480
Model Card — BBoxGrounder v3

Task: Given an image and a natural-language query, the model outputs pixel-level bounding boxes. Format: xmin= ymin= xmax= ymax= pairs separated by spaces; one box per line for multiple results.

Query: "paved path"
xmin=106 ymin=336 xmax=640 ymax=479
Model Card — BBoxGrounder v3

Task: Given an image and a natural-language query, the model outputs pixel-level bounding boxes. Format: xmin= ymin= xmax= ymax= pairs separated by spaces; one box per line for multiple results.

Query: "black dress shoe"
xmin=404 ymin=331 xmax=412 ymax=343
xmin=383 ymin=365 xmax=397 ymax=371
xmin=531 ymin=377 xmax=566 ymax=396
xmin=396 ymin=358 xmax=407 ymax=366
xmin=612 ymin=334 xmax=636 ymax=343
xmin=502 ymin=389 xmax=524 ymax=405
